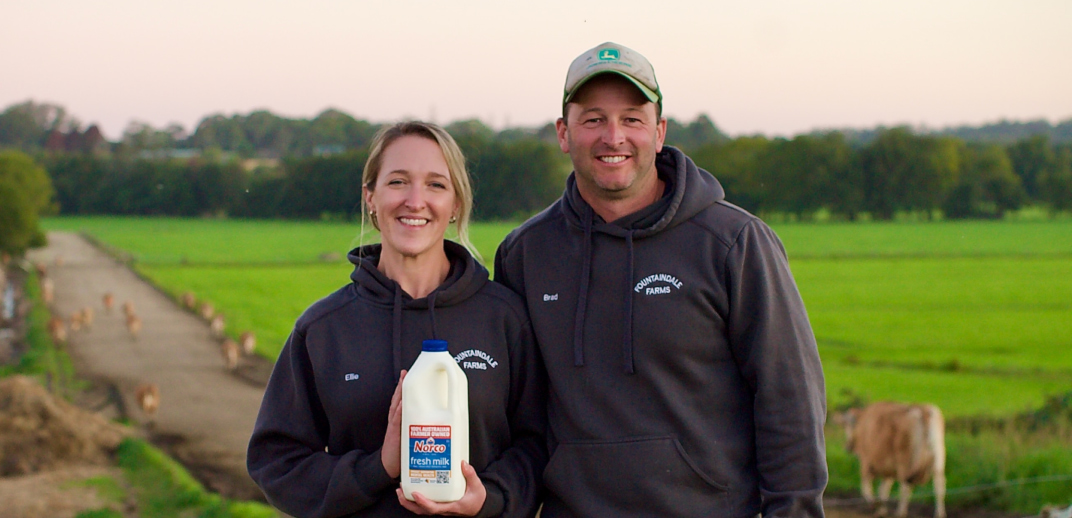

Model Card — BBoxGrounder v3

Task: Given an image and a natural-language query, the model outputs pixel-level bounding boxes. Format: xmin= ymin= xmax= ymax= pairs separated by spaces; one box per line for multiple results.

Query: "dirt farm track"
xmin=15 ymin=232 xmax=272 ymax=503
xmin=1 ymin=231 xmax=1027 ymax=518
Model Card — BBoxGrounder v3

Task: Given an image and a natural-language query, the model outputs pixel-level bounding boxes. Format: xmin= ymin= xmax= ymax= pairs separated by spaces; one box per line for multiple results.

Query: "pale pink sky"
xmin=3 ymin=0 xmax=1070 ymax=140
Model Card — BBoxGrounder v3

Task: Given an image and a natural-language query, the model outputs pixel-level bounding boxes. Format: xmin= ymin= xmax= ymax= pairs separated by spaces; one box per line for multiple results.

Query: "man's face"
xmin=556 ymin=74 xmax=666 ymax=204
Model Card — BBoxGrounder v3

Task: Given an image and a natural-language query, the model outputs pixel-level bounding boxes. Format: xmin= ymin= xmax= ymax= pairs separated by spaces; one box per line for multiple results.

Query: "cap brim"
xmin=563 ymin=70 xmax=661 ymax=106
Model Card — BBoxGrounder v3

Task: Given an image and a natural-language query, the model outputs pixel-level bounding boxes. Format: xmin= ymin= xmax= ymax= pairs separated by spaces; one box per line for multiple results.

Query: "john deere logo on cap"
xmin=598 ymin=48 xmax=620 ymax=61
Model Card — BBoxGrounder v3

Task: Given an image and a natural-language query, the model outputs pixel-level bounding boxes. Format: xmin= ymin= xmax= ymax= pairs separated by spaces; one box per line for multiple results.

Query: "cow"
xmin=835 ymin=401 xmax=946 ymax=518
xmin=47 ymin=316 xmax=67 ymax=344
xmin=181 ymin=291 xmax=196 ymax=310
xmin=126 ymin=313 xmax=142 ymax=340
xmin=69 ymin=310 xmax=84 ymax=332
xmin=239 ymin=331 xmax=256 ymax=355
xmin=41 ymin=277 xmax=55 ymax=306
xmin=135 ymin=383 xmax=160 ymax=421
xmin=209 ymin=314 xmax=225 ymax=338
xmin=81 ymin=306 xmax=94 ymax=329
xmin=220 ymin=338 xmax=240 ymax=371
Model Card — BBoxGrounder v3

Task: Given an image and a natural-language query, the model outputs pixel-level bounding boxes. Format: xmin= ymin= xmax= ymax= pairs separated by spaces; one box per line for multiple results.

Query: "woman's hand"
xmin=381 ymin=370 xmax=406 ymax=479
xmin=395 ymin=460 xmax=487 ymax=516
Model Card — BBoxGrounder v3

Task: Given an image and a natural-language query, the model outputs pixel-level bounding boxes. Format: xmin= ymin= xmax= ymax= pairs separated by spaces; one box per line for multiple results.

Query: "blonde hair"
xmin=360 ymin=121 xmax=480 ymax=261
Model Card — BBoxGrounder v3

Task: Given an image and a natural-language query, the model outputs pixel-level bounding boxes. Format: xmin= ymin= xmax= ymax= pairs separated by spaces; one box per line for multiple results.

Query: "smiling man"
xmin=495 ymin=42 xmax=828 ymax=517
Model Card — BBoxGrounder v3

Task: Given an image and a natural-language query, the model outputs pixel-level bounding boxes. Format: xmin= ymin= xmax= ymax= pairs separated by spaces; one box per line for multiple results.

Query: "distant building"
xmin=241 ymin=158 xmax=280 ymax=172
xmin=313 ymin=144 xmax=345 ymax=157
xmin=44 ymin=125 xmax=110 ymax=154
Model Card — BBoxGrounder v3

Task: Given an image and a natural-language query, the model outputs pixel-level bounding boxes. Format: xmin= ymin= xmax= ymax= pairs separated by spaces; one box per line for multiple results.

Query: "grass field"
xmin=43 ymin=216 xmax=1072 ymax=418
xmin=38 ymin=216 xmax=1072 ymax=513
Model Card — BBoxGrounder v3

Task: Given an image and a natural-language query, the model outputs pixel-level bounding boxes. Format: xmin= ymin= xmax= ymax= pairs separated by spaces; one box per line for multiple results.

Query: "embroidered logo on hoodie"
xmin=454 ymin=349 xmax=498 ymax=371
xmin=634 ymin=273 xmax=683 ymax=296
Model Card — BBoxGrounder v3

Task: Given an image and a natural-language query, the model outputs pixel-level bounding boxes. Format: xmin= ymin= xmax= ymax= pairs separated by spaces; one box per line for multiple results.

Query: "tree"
xmin=943 ymin=144 xmax=1023 ymax=219
xmin=1037 ymin=145 xmax=1072 ymax=212
xmin=469 ymin=139 xmax=569 ymax=220
xmin=0 ymin=150 xmax=55 ymax=254
xmin=1006 ymin=135 xmax=1055 ymax=201
xmin=756 ymin=133 xmax=851 ymax=219
xmin=0 ymin=100 xmax=72 ymax=150
xmin=690 ymin=136 xmax=771 ymax=214
xmin=859 ymin=128 xmax=958 ymax=219
xmin=665 ymin=114 xmax=729 ymax=151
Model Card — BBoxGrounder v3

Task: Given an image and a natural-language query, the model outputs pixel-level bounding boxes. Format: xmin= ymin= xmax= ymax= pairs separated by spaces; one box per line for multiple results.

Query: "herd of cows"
xmin=32 ymin=257 xmax=258 ymax=426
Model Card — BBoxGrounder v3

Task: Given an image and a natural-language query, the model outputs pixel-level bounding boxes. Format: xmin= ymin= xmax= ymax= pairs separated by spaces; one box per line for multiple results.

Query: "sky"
xmin=3 ymin=0 xmax=1071 ymax=141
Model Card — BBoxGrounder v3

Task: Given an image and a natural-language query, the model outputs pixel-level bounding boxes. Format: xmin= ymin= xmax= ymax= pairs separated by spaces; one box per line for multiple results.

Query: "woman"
xmin=248 ymin=121 xmax=546 ymax=517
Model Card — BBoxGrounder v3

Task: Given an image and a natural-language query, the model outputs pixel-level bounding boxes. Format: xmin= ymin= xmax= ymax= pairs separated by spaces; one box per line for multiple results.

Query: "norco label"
xmin=408 ymin=425 xmax=451 ymax=485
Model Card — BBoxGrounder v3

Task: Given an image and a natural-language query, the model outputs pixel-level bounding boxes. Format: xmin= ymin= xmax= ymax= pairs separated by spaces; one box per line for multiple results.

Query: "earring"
xmin=449 ymin=214 xmax=457 ymax=223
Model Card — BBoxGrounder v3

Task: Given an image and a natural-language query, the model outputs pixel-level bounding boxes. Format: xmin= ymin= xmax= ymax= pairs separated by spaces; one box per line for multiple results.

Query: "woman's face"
xmin=365 ymin=135 xmax=458 ymax=261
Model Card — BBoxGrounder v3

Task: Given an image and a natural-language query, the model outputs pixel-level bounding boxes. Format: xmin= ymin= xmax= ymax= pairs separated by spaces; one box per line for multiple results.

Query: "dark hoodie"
xmin=248 ymin=241 xmax=546 ymax=518
xmin=494 ymin=146 xmax=827 ymax=517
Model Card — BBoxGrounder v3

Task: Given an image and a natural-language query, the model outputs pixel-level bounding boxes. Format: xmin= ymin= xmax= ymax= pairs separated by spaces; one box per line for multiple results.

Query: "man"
xmin=494 ymin=42 xmax=827 ymax=517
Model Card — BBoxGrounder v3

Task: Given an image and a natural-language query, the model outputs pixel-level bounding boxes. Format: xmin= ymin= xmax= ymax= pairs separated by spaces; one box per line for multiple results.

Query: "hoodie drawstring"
xmin=392 ymin=283 xmax=444 ymax=383
xmin=428 ymin=291 xmax=440 ymax=340
xmin=573 ymin=212 xmax=638 ymax=374
xmin=392 ymin=285 xmax=403 ymax=383
xmin=622 ymin=232 xmax=635 ymax=374
xmin=572 ymin=214 xmax=593 ymax=367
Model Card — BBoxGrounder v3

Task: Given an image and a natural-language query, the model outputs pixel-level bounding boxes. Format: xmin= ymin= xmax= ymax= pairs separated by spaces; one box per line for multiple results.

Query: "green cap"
xmin=563 ymin=42 xmax=662 ymax=109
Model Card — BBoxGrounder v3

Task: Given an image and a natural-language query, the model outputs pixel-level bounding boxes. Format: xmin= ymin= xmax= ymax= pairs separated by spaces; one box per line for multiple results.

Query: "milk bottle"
xmin=401 ymin=339 xmax=469 ymax=502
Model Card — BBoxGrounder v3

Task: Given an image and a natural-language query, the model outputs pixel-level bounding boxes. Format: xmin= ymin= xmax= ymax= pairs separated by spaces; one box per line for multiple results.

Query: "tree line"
xmin=2 ymin=100 xmax=1071 ymax=231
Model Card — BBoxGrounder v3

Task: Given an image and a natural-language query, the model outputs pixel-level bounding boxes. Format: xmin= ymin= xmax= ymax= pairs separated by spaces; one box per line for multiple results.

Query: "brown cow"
xmin=835 ymin=401 xmax=946 ymax=518
xmin=47 ymin=316 xmax=67 ymax=344
xmin=181 ymin=291 xmax=197 ymax=310
xmin=199 ymin=302 xmax=215 ymax=320
xmin=221 ymin=338 xmax=240 ymax=371
xmin=69 ymin=310 xmax=84 ymax=332
xmin=81 ymin=306 xmax=94 ymax=329
xmin=126 ymin=313 xmax=142 ymax=340
xmin=209 ymin=314 xmax=225 ymax=338
xmin=135 ymin=383 xmax=160 ymax=420
xmin=41 ymin=277 xmax=55 ymax=306
xmin=239 ymin=331 xmax=256 ymax=355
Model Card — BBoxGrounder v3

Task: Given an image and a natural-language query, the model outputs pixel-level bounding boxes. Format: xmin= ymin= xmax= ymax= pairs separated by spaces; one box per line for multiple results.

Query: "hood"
xmin=559 ymin=146 xmax=724 ymax=374
xmin=347 ymin=240 xmax=488 ymax=380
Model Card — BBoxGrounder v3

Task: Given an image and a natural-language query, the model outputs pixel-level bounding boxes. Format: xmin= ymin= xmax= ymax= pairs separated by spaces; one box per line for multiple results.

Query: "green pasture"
xmin=144 ymin=263 xmax=352 ymax=359
xmin=797 ymin=256 xmax=1072 ymax=416
xmin=774 ymin=219 xmax=1072 ymax=258
xmin=41 ymin=216 xmax=517 ymax=265
xmin=42 ymin=216 xmax=1072 ymax=419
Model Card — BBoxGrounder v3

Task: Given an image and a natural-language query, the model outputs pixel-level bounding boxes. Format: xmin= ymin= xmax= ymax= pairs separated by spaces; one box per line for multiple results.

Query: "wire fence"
xmin=825 ymin=473 xmax=1072 ymax=517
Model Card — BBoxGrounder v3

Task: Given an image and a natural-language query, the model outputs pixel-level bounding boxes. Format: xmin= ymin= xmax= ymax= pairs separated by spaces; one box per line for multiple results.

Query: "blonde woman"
xmin=249 ymin=121 xmax=546 ymax=517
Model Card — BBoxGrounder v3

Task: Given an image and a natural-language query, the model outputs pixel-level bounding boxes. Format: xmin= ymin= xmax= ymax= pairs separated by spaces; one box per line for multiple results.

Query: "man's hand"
xmin=396 ymin=460 xmax=487 ymax=516
xmin=380 ymin=370 xmax=406 ymax=479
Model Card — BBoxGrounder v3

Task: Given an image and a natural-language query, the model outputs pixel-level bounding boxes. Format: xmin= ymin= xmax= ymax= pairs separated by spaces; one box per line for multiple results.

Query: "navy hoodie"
xmin=494 ymin=146 xmax=827 ymax=517
xmin=248 ymin=241 xmax=546 ymax=518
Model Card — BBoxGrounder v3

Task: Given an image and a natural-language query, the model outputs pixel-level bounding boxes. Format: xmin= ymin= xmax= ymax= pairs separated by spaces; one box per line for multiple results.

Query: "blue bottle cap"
xmin=422 ymin=339 xmax=449 ymax=352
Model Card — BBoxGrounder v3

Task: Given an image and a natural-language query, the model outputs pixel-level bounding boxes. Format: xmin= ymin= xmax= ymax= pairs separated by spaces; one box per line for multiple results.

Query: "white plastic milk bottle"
xmin=401 ymin=339 xmax=469 ymax=502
